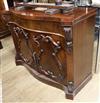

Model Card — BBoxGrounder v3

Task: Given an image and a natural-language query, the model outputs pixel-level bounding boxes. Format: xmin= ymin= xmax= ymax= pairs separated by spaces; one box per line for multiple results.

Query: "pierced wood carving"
xmin=13 ymin=26 xmax=66 ymax=81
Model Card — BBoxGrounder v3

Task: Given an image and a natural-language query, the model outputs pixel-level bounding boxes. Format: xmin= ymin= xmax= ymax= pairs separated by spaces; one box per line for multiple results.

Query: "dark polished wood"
xmin=0 ymin=0 xmax=10 ymax=39
xmin=0 ymin=10 xmax=11 ymax=39
xmin=0 ymin=41 xmax=3 ymax=49
xmin=8 ymin=5 xmax=96 ymax=100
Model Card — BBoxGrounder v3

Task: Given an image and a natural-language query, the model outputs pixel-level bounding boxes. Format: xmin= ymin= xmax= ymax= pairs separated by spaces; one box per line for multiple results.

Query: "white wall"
xmin=3 ymin=0 xmax=9 ymax=10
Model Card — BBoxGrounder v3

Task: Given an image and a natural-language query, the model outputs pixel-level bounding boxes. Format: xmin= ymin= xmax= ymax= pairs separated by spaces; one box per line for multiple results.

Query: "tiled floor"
xmin=0 ymin=79 xmax=2 ymax=103
xmin=1 ymin=36 xmax=100 ymax=103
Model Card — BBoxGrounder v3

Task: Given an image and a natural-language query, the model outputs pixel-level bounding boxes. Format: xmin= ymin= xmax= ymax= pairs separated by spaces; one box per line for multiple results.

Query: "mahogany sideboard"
xmin=8 ymin=5 xmax=96 ymax=99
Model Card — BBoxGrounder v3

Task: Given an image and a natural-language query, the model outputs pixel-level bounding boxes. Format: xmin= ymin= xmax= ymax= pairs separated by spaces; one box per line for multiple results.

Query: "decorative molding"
xmin=63 ymin=27 xmax=73 ymax=54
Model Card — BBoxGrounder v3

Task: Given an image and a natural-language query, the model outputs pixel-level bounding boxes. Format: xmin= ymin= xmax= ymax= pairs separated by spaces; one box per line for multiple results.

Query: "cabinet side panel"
xmin=73 ymin=16 xmax=95 ymax=88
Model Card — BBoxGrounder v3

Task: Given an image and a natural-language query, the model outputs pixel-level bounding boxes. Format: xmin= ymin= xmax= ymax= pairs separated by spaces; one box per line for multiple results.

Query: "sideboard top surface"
xmin=9 ymin=5 xmax=96 ymax=25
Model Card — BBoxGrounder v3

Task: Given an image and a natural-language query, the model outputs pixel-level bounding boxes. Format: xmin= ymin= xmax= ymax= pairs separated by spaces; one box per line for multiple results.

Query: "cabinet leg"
xmin=63 ymin=86 xmax=74 ymax=100
xmin=65 ymin=93 xmax=74 ymax=100
xmin=0 ymin=41 xmax=3 ymax=49
xmin=63 ymin=81 xmax=74 ymax=100
xmin=15 ymin=54 xmax=23 ymax=65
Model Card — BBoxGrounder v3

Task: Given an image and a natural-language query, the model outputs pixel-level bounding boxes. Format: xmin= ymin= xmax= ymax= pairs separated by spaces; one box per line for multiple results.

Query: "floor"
xmin=0 ymin=36 xmax=100 ymax=103
xmin=0 ymin=78 xmax=2 ymax=103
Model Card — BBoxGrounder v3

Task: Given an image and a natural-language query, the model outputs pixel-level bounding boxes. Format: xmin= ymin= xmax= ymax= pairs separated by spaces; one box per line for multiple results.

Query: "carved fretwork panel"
xmin=29 ymin=33 xmax=67 ymax=83
xmin=10 ymin=23 xmax=67 ymax=84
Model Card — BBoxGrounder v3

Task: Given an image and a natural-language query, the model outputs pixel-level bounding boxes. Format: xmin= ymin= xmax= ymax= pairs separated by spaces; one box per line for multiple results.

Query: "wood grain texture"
xmin=1 ymin=36 xmax=99 ymax=102
xmin=73 ymin=15 xmax=95 ymax=88
xmin=6 ymin=5 xmax=97 ymax=99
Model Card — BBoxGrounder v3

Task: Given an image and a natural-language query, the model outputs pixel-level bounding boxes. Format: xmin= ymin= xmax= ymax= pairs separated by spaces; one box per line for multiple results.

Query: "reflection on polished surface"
xmin=10 ymin=5 xmax=96 ymax=26
xmin=7 ymin=4 xmax=97 ymax=100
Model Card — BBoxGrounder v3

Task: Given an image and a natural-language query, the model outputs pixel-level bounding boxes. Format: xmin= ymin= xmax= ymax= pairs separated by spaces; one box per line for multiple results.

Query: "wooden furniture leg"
xmin=0 ymin=41 xmax=3 ymax=49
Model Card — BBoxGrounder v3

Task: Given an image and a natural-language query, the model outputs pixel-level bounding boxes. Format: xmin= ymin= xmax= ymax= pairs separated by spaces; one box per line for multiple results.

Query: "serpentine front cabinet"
xmin=8 ymin=5 xmax=96 ymax=99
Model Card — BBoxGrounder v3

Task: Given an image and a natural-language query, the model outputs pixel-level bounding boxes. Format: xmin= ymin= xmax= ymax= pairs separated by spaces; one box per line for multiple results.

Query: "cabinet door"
xmin=11 ymin=23 xmax=68 ymax=84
